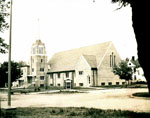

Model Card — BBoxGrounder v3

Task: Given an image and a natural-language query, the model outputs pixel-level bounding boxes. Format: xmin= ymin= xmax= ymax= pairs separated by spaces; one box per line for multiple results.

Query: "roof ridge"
xmin=52 ymin=41 xmax=112 ymax=55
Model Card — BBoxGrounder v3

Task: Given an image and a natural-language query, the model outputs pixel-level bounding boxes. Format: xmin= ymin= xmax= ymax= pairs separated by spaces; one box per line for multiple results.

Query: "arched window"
xmin=110 ymin=52 xmax=116 ymax=67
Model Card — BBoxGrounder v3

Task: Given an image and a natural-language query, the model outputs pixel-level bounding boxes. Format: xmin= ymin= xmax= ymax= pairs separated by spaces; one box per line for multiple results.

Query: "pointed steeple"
xmin=37 ymin=18 xmax=40 ymax=40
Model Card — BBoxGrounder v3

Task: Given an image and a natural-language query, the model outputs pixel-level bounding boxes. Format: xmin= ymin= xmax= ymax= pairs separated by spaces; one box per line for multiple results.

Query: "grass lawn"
xmin=1 ymin=107 xmax=150 ymax=118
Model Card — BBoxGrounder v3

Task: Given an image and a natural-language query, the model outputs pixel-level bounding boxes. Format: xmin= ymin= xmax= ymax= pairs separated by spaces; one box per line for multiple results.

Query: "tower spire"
xmin=36 ymin=18 xmax=40 ymax=40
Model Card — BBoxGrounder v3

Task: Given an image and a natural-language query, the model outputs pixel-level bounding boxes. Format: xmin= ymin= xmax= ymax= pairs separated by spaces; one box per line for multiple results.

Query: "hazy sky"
xmin=0 ymin=0 xmax=137 ymax=63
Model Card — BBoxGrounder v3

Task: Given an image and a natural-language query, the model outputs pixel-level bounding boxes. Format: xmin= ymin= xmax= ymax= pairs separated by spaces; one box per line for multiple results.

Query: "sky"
xmin=0 ymin=0 xmax=137 ymax=63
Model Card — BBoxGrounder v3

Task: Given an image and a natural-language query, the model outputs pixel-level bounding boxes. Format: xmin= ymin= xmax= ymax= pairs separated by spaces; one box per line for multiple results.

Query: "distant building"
xmin=126 ymin=58 xmax=146 ymax=83
xmin=133 ymin=67 xmax=146 ymax=82
xmin=14 ymin=40 xmax=125 ymax=88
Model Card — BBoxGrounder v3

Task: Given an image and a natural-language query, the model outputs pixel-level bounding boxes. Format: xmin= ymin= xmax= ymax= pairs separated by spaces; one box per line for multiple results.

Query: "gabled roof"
xmin=83 ymin=55 xmax=97 ymax=68
xmin=48 ymin=41 xmax=112 ymax=72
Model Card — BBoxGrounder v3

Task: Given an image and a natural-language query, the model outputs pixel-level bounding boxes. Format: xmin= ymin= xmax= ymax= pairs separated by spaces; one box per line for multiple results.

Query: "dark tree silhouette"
xmin=0 ymin=61 xmax=22 ymax=87
xmin=112 ymin=0 xmax=150 ymax=93
xmin=0 ymin=0 xmax=9 ymax=53
xmin=113 ymin=60 xmax=133 ymax=84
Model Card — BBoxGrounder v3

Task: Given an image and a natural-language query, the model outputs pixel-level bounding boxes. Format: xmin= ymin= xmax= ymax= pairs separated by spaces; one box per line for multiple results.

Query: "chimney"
xmin=132 ymin=56 xmax=135 ymax=61
xmin=126 ymin=58 xmax=129 ymax=62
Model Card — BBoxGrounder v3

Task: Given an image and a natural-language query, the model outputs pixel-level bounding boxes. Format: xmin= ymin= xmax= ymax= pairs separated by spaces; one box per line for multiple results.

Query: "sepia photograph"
xmin=0 ymin=0 xmax=150 ymax=117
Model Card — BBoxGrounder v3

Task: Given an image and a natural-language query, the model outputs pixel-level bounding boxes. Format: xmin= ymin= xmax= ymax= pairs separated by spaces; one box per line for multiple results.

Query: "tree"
xmin=0 ymin=61 xmax=22 ymax=87
xmin=113 ymin=60 xmax=132 ymax=85
xmin=111 ymin=0 xmax=150 ymax=94
xmin=0 ymin=0 xmax=10 ymax=53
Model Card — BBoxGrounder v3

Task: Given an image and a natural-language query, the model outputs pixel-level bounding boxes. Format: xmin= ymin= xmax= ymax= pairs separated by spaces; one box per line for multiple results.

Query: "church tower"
xmin=30 ymin=40 xmax=48 ymax=87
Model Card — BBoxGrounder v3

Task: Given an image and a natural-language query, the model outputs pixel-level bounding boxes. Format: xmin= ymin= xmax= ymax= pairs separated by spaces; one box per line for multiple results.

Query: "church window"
xmin=114 ymin=55 xmax=116 ymax=66
xmin=110 ymin=52 xmax=116 ymax=67
xmin=66 ymin=72 xmax=69 ymax=78
xmin=58 ymin=73 xmax=60 ymax=78
xmin=101 ymin=82 xmax=105 ymax=86
xmin=79 ymin=83 xmax=83 ymax=86
xmin=33 ymin=47 xmax=36 ymax=54
xmin=116 ymin=82 xmax=119 ymax=85
xmin=40 ymin=76 xmax=44 ymax=80
xmin=88 ymin=76 xmax=91 ymax=84
xmin=108 ymin=82 xmax=112 ymax=85
xmin=50 ymin=74 xmax=53 ymax=79
xmin=110 ymin=55 xmax=112 ymax=67
xmin=79 ymin=71 xmax=83 ymax=75
xmin=32 ymin=68 xmax=34 ymax=72
xmin=39 ymin=47 xmax=44 ymax=54
xmin=40 ymin=68 xmax=44 ymax=72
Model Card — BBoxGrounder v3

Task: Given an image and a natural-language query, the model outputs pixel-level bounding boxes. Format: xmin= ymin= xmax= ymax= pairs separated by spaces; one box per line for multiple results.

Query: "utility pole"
xmin=8 ymin=0 xmax=13 ymax=107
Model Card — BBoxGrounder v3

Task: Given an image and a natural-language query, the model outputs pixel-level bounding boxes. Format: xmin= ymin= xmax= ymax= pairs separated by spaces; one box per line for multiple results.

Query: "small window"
xmin=122 ymin=82 xmax=125 ymax=85
xmin=134 ymin=75 xmax=137 ymax=80
xmin=40 ymin=76 xmax=44 ymax=80
xmin=66 ymin=72 xmax=69 ymax=78
xmin=108 ymin=82 xmax=112 ymax=86
xmin=39 ymin=47 xmax=44 ymax=54
xmin=88 ymin=76 xmax=91 ymax=84
xmin=50 ymin=84 xmax=53 ymax=86
xmin=50 ymin=74 xmax=53 ymax=79
xmin=116 ymin=82 xmax=119 ymax=85
xmin=40 ymin=84 xmax=44 ymax=87
xmin=79 ymin=83 xmax=83 ymax=86
xmin=40 ymin=68 xmax=44 ymax=72
xmin=33 ymin=47 xmax=36 ymax=54
xmin=58 ymin=73 xmax=60 ymax=78
xmin=101 ymin=82 xmax=105 ymax=86
xmin=32 ymin=68 xmax=34 ymax=72
xmin=79 ymin=71 xmax=83 ymax=75
xmin=41 ymin=59 xmax=43 ymax=63
xmin=57 ymin=83 xmax=60 ymax=86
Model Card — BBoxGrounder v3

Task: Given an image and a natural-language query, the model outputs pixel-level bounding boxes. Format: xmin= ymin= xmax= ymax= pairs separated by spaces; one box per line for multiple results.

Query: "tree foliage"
xmin=0 ymin=0 xmax=10 ymax=53
xmin=112 ymin=60 xmax=133 ymax=81
xmin=0 ymin=61 xmax=22 ymax=87
xmin=111 ymin=0 xmax=150 ymax=94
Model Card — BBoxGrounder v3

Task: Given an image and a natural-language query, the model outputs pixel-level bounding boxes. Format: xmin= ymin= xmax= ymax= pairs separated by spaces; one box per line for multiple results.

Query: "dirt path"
xmin=1 ymin=88 xmax=150 ymax=112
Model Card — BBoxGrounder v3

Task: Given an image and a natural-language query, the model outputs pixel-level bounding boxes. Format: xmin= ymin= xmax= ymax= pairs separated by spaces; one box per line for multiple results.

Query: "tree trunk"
xmin=131 ymin=2 xmax=150 ymax=94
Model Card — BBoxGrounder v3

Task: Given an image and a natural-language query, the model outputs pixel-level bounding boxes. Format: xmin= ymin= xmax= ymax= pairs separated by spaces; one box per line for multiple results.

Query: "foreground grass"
xmin=1 ymin=107 xmax=150 ymax=118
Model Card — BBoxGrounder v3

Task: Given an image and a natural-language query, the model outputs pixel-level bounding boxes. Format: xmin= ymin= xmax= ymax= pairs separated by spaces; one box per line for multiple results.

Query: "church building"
xmin=14 ymin=40 xmax=125 ymax=88
xmin=47 ymin=41 xmax=125 ymax=88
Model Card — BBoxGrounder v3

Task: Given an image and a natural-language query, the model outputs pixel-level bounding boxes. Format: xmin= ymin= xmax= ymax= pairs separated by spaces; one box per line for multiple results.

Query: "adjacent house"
xmin=126 ymin=58 xmax=146 ymax=83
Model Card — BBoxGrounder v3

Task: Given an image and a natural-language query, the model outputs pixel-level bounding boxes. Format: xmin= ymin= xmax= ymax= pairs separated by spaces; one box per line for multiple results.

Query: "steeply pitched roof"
xmin=48 ymin=41 xmax=112 ymax=72
xmin=83 ymin=55 xmax=97 ymax=68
